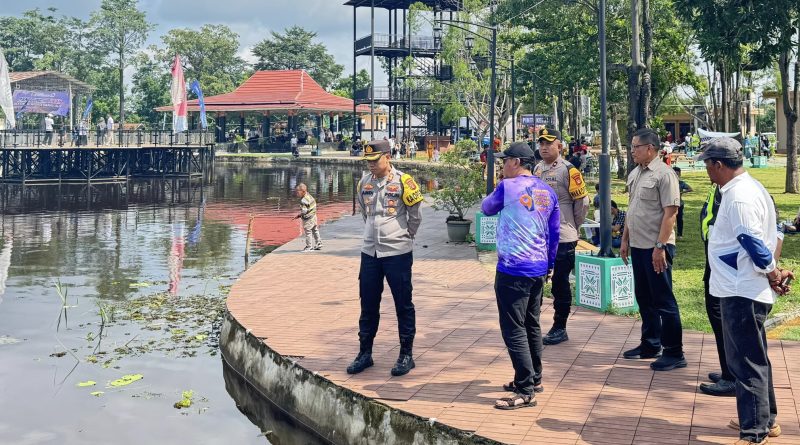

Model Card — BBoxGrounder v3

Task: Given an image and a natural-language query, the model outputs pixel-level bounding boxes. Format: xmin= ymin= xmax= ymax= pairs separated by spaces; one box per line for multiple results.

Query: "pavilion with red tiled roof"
xmin=156 ymin=70 xmax=370 ymax=151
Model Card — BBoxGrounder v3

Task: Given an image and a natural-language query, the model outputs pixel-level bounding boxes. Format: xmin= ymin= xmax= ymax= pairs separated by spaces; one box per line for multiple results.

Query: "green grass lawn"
xmin=588 ymin=166 xmax=799 ymax=336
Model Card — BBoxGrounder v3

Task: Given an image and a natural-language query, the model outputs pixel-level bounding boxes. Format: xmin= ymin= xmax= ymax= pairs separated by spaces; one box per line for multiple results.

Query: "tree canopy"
xmin=251 ymin=26 xmax=344 ymax=89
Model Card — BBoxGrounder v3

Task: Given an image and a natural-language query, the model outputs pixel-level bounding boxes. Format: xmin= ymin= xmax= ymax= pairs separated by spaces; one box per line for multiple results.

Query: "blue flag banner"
xmin=82 ymin=97 xmax=93 ymax=121
xmin=190 ymin=80 xmax=207 ymax=129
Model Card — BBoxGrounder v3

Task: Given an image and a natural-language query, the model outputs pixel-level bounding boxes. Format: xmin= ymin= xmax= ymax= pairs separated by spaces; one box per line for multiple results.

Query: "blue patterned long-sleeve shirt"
xmin=481 ymin=175 xmax=560 ymax=278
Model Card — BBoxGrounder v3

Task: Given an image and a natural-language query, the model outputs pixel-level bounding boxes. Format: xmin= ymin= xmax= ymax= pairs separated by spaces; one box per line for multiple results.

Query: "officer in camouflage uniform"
xmin=533 ymin=128 xmax=590 ymax=345
xmin=347 ymin=140 xmax=424 ymax=377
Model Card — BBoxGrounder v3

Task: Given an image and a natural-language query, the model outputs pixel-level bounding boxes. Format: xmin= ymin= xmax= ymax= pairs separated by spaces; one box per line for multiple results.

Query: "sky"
xmin=4 ymin=0 xmax=399 ymax=76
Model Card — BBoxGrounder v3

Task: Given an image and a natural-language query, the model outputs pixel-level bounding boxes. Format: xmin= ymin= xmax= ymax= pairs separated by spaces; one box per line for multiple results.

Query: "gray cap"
xmin=694 ymin=137 xmax=743 ymax=162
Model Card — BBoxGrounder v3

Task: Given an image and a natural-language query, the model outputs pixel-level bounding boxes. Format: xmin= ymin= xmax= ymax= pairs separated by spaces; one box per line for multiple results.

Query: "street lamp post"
xmin=434 ymin=19 xmax=498 ymax=196
xmin=487 ymin=25 xmax=497 ymax=196
xmin=597 ymin=0 xmax=613 ymax=258
xmin=511 ymin=55 xmax=515 ymax=142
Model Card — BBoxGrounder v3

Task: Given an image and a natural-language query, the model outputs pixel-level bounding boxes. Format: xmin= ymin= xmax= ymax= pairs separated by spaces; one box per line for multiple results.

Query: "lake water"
xmin=0 ymin=162 xmax=432 ymax=445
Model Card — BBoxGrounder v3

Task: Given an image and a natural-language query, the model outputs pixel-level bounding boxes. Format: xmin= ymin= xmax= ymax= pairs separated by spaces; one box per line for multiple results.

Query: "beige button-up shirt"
xmin=626 ymin=156 xmax=680 ymax=249
xmin=534 ymin=158 xmax=589 ymax=243
xmin=358 ymin=167 xmax=423 ymax=258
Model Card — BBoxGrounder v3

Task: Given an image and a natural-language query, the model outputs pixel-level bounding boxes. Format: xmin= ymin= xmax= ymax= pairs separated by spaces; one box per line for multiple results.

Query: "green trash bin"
xmin=751 ymin=155 xmax=767 ymax=168
xmin=574 ymin=252 xmax=639 ymax=314
xmin=475 ymin=211 xmax=498 ymax=251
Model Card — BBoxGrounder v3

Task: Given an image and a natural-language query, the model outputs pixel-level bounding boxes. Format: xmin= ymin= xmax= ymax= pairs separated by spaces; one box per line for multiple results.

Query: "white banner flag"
xmin=170 ymin=54 xmax=187 ymax=133
xmin=0 ymin=48 xmax=15 ymax=129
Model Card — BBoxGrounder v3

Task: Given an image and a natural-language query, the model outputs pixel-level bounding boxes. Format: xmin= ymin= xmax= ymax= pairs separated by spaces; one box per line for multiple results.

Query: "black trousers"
xmin=630 ymin=246 xmax=683 ymax=357
xmin=704 ymin=242 xmax=733 ymax=381
xmin=676 ymin=204 xmax=685 ymax=237
xmin=358 ymin=252 xmax=415 ymax=353
xmin=721 ymin=297 xmax=777 ymax=442
xmin=495 ymin=271 xmax=545 ymax=396
xmin=551 ymin=241 xmax=577 ymax=329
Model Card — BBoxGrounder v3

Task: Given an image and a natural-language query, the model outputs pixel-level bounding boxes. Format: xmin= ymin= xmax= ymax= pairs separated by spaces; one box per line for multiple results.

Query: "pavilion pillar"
xmin=317 ymin=114 xmax=323 ymax=139
xmin=263 ymin=112 xmax=271 ymax=137
xmin=239 ymin=113 xmax=245 ymax=137
xmin=216 ymin=113 xmax=227 ymax=143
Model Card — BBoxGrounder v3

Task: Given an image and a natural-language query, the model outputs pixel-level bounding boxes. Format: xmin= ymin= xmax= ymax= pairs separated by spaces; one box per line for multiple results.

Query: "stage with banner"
xmin=12 ymin=89 xmax=71 ymax=116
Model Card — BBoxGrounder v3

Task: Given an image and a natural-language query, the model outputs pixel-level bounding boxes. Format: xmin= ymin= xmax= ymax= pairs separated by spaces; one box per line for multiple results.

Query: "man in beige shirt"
xmin=620 ymin=128 xmax=685 ymax=371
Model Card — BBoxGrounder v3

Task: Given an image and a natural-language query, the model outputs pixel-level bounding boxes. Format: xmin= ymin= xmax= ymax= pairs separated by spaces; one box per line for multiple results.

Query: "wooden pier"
xmin=0 ymin=130 xmax=214 ymax=184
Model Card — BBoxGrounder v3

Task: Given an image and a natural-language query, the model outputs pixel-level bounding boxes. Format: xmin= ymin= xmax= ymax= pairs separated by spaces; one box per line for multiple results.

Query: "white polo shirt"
xmin=708 ymin=172 xmax=777 ymax=304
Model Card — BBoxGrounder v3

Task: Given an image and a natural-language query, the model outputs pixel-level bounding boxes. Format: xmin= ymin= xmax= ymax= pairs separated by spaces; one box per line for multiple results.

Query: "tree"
xmin=90 ymin=0 xmax=153 ymax=126
xmin=675 ymin=0 xmax=799 ymax=192
xmin=130 ymin=52 xmax=170 ymax=126
xmin=777 ymin=30 xmax=799 ymax=193
xmin=157 ymin=25 xmax=248 ymax=97
xmin=331 ymin=69 xmax=371 ymax=98
xmin=251 ymin=26 xmax=344 ymax=90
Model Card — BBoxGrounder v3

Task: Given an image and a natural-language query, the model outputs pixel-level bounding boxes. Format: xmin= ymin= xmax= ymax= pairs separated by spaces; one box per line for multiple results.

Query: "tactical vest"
xmin=700 ymin=184 xmax=721 ymax=242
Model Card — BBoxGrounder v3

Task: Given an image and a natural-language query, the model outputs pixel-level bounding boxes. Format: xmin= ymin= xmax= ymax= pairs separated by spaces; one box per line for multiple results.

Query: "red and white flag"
xmin=170 ymin=54 xmax=187 ymax=133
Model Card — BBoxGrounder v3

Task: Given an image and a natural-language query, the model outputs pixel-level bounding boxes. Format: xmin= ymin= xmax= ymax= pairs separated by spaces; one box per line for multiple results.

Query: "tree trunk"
xmin=638 ymin=0 xmax=653 ymax=128
xmin=118 ymin=51 xmax=125 ymax=127
xmin=626 ymin=0 xmax=642 ymax=174
xmin=572 ymin=85 xmax=579 ymax=141
xmin=557 ymin=91 xmax=565 ymax=136
xmin=707 ymin=61 xmax=717 ymax=131
xmin=745 ymin=72 xmax=753 ymax=135
xmin=720 ymin=64 xmax=729 ymax=132
xmin=780 ymin=40 xmax=799 ymax=193
xmin=733 ymin=68 xmax=741 ymax=132
xmin=611 ymin=106 xmax=626 ymax=179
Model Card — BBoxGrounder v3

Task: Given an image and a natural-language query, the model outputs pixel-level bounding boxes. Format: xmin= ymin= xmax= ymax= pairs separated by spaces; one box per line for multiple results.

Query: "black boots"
xmin=391 ymin=339 xmax=415 ymax=377
xmin=347 ymin=339 xmax=374 ymax=374
xmin=347 ymin=339 xmax=415 ymax=376
xmin=543 ymin=327 xmax=569 ymax=345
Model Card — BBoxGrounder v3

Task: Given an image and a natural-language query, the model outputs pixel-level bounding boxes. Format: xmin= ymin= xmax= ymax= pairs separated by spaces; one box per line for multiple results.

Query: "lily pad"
xmin=90 ymin=391 xmax=104 ymax=397
xmin=77 ymin=380 xmax=96 ymax=387
xmin=0 ymin=336 xmax=22 ymax=346
xmin=194 ymin=334 xmax=207 ymax=341
xmin=174 ymin=390 xmax=194 ymax=409
xmin=109 ymin=374 xmax=143 ymax=387
xmin=129 ymin=282 xmax=152 ymax=288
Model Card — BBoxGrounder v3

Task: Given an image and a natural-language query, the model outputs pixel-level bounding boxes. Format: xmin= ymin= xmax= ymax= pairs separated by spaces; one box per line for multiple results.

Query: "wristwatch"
xmin=655 ymin=241 xmax=666 ymax=250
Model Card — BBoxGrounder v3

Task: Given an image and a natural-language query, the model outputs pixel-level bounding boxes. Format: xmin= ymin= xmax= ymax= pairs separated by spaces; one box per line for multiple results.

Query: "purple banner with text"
xmin=12 ymin=89 xmax=70 ymax=116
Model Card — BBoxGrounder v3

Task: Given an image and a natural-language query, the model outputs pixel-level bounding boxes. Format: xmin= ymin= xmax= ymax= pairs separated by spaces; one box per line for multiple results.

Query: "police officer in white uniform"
xmin=347 ymin=140 xmax=423 ymax=377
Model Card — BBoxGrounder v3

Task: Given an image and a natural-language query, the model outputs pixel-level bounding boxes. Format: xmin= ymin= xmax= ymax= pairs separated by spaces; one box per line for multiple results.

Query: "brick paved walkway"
xmin=227 ymin=204 xmax=800 ymax=445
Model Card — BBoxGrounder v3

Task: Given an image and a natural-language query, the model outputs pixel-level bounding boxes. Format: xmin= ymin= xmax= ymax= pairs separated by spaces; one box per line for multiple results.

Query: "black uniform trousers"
xmin=703 ymin=241 xmax=734 ymax=381
xmin=495 ymin=271 xmax=545 ymax=396
xmin=358 ymin=252 xmax=415 ymax=353
xmin=721 ymin=297 xmax=777 ymax=443
xmin=631 ymin=245 xmax=683 ymax=357
xmin=551 ymin=241 xmax=577 ymax=330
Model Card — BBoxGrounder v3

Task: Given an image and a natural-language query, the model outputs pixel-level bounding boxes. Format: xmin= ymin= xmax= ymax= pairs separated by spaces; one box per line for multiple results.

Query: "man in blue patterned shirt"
xmin=481 ymin=142 xmax=560 ymax=410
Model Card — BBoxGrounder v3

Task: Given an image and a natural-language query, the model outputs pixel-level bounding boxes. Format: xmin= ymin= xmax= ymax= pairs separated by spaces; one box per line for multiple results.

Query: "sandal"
xmin=494 ymin=393 xmax=536 ymax=410
xmin=502 ymin=381 xmax=544 ymax=393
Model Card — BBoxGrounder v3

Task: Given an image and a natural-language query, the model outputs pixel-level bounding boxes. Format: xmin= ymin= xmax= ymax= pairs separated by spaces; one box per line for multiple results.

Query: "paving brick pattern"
xmin=228 ymin=204 xmax=800 ymax=445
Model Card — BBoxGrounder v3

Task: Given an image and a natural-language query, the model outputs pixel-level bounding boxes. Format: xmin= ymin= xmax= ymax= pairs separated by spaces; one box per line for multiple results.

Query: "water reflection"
xmin=0 ymin=163 xmax=430 ymax=444
xmin=222 ymin=360 xmax=330 ymax=445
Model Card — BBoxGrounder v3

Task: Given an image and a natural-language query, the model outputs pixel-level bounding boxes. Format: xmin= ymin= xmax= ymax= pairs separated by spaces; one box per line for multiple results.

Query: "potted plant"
xmin=431 ymin=138 xmax=485 ymax=242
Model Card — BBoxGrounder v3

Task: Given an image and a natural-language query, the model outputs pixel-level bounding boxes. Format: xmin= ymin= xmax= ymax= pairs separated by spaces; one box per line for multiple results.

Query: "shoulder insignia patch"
xmin=400 ymin=173 xmax=423 ymax=206
xmin=567 ymin=167 xmax=588 ymax=200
